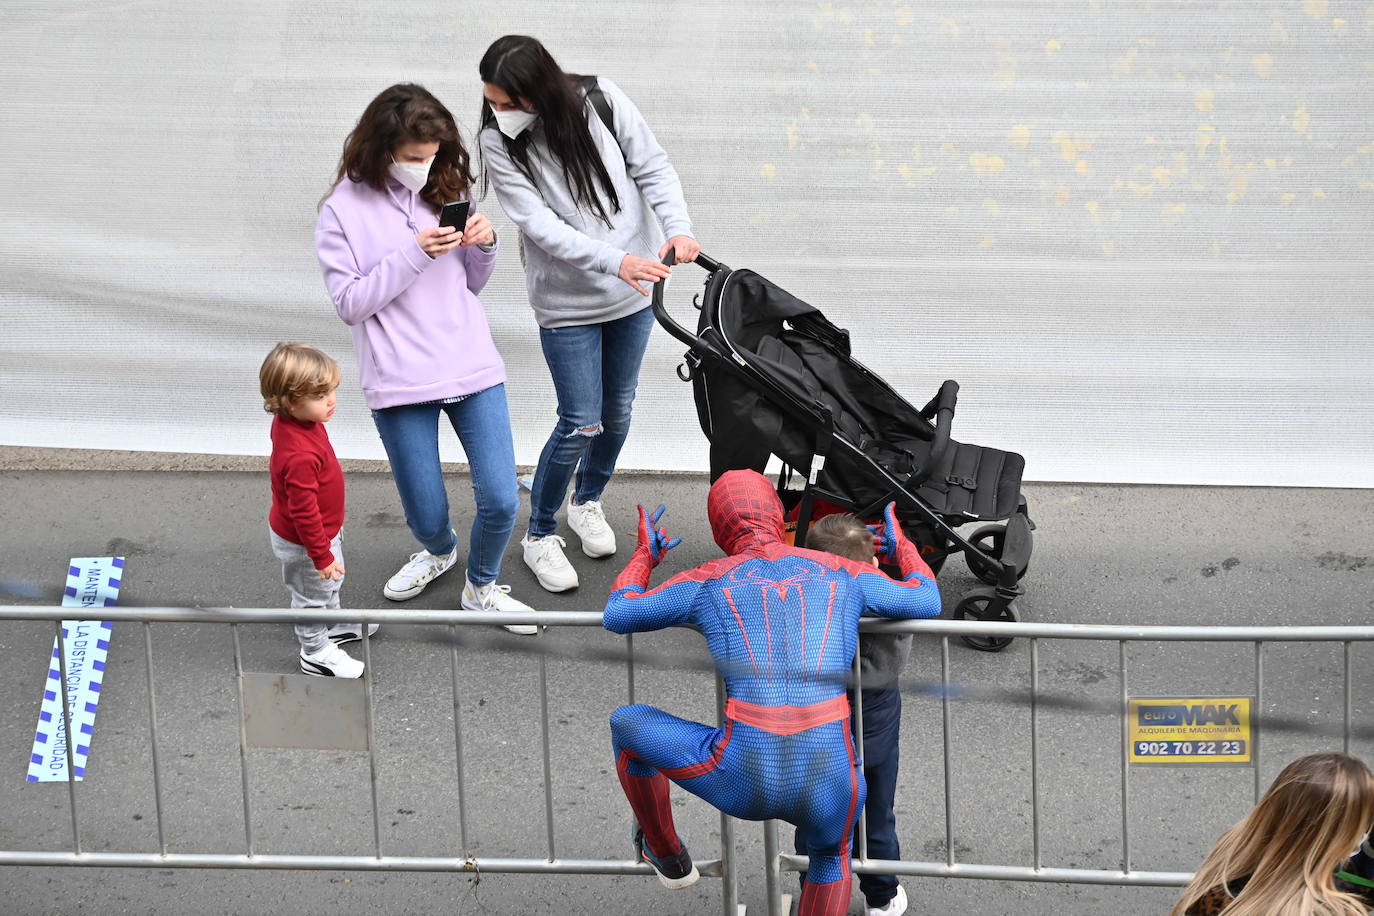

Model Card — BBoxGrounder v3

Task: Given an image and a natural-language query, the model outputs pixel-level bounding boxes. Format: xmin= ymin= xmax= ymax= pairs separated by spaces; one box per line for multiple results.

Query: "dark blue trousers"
xmin=795 ymin=684 xmax=903 ymax=908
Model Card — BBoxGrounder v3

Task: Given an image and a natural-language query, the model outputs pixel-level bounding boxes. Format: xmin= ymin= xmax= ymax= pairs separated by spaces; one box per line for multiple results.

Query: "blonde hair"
xmin=259 ymin=343 xmax=340 ymax=414
xmin=1170 ymin=752 xmax=1374 ymax=916
xmin=805 ymin=513 xmax=874 ymax=564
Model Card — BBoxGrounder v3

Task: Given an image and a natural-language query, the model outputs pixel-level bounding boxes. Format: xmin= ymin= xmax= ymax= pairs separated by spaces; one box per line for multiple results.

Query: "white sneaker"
xmin=521 ymin=534 xmax=579 ymax=592
xmin=299 ymin=643 xmax=364 ymax=678
xmin=461 ymin=578 xmax=539 ymax=635
xmin=326 ymin=623 xmax=380 ymax=646
xmin=567 ymin=499 xmax=617 ymax=557
xmin=866 ymin=885 xmax=908 ymax=916
xmin=383 ymin=540 xmax=459 ymax=601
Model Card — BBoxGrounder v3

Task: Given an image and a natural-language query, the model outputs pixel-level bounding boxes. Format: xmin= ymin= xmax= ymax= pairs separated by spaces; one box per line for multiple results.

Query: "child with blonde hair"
xmin=260 ymin=342 xmax=369 ymax=678
xmin=1172 ymin=751 xmax=1374 ymax=915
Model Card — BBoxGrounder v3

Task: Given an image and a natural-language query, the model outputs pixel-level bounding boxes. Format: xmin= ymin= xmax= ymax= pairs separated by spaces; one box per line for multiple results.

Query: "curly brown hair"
xmin=329 ymin=83 xmax=473 ymax=212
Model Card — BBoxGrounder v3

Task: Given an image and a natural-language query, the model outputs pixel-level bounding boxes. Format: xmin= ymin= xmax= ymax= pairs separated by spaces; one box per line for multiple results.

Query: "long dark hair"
xmin=328 ymin=83 xmax=473 ymax=212
xmin=478 ymin=35 xmax=621 ymax=228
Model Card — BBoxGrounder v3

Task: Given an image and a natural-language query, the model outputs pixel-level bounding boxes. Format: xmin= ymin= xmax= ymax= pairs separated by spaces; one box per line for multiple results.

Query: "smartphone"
xmin=439 ymin=200 xmax=470 ymax=232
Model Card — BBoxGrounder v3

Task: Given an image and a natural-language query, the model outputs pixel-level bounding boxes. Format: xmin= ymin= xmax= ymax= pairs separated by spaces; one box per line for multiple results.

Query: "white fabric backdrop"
xmin=2 ymin=0 xmax=1371 ymax=486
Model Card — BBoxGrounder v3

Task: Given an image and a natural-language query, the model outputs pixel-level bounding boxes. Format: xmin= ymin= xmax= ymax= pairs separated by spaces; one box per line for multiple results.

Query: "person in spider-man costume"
xmin=603 ymin=469 xmax=941 ymax=915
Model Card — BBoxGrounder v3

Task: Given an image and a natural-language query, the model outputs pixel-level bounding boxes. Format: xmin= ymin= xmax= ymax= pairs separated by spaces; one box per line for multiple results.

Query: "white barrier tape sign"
xmin=26 ymin=557 xmax=123 ymax=782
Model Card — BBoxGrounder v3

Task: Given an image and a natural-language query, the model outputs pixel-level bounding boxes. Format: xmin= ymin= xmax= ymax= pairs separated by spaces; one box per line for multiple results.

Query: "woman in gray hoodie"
xmin=478 ymin=35 xmax=699 ymax=594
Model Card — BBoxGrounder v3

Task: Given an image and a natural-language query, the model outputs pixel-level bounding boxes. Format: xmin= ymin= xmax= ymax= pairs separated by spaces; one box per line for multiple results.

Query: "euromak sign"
xmin=1126 ymin=696 xmax=1254 ymax=766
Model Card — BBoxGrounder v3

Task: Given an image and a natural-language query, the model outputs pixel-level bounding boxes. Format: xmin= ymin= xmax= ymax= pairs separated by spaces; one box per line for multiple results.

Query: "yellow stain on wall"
xmin=1313 ymin=188 xmax=1326 ymax=198
xmin=1195 ymin=89 xmax=1215 ymax=111
xmin=895 ymin=6 xmax=913 ymax=26
xmin=787 ymin=121 xmax=799 ymax=150
xmin=945 ymin=207 xmax=958 ymax=216
xmin=1196 ymin=126 xmax=1214 ymax=158
xmin=1029 ymin=158 xmax=1042 ymax=166
xmin=1292 ymin=105 xmax=1311 ymax=132
xmin=978 ymin=234 xmax=996 ymax=248
xmin=982 ymin=198 xmax=1000 ymax=213
xmin=1054 ymin=187 xmax=1072 ymax=204
xmin=1051 ymin=131 xmax=1081 ymax=162
xmin=1084 ymin=200 xmax=1101 ymax=223
xmin=807 ymin=61 xmax=819 ymax=72
xmin=1102 ymin=242 xmax=1115 ymax=256
xmin=1253 ymin=53 xmax=1274 ymax=77
xmin=1271 ymin=21 xmax=1288 ymax=41
xmin=1304 ymin=0 xmax=1329 ymax=18
xmin=760 ymin=164 xmax=776 ymax=180
xmin=970 ymin=154 xmax=1006 ymax=176
xmin=1226 ymin=191 xmax=1241 ymax=204
xmin=921 ymin=166 xmax=938 ymax=175
xmin=898 ymin=164 xmax=914 ymax=181
xmin=1281 ymin=193 xmax=1297 ymax=204
xmin=1152 ymin=167 xmax=1173 ymax=187
xmin=1359 ymin=180 xmax=1374 ymax=189
xmin=1145 ymin=136 xmax=1157 ymax=144
xmin=1076 ymin=160 xmax=1091 ymax=175
xmin=996 ymin=66 xmax=1017 ymax=86
xmin=940 ymin=143 xmax=960 ymax=156
xmin=1010 ymin=125 xmax=1032 ymax=149
xmin=1112 ymin=48 xmax=1139 ymax=76
xmin=1359 ymin=142 xmax=1374 ymax=154
xmin=864 ymin=29 xmax=875 ymax=45
xmin=1162 ymin=201 xmax=1187 ymax=219
xmin=1045 ymin=40 xmax=1061 ymax=54
xmin=941 ymin=18 xmax=960 ymax=37
xmin=1333 ymin=18 xmax=1349 ymax=35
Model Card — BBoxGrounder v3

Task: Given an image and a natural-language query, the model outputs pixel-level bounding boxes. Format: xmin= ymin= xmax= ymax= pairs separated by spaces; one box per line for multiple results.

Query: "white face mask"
xmin=388 ymin=155 xmax=435 ymax=193
xmin=492 ymin=108 xmax=537 ymax=139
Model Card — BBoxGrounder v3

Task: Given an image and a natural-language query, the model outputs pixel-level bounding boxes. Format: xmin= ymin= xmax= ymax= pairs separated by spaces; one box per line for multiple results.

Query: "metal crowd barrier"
xmin=3 ymin=605 xmax=1373 ymax=916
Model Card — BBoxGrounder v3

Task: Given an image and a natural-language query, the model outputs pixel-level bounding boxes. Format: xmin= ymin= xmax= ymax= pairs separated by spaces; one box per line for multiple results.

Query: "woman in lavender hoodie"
xmin=315 ymin=83 xmax=537 ymax=634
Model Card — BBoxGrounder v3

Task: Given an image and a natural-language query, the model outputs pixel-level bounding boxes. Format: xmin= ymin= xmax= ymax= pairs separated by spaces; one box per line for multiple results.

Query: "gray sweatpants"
xmin=269 ymin=528 xmax=343 ymax=654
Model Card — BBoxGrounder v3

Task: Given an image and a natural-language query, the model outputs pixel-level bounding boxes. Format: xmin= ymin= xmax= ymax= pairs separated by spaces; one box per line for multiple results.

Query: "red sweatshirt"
xmin=268 ymin=413 xmax=345 ymax=569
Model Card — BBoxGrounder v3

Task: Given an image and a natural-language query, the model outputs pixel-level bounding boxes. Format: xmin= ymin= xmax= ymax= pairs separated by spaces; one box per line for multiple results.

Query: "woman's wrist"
xmin=478 ymin=230 xmax=498 ymax=253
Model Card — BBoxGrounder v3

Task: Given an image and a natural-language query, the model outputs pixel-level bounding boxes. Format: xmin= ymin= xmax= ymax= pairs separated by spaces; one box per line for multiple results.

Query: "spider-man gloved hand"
xmin=869 ymin=502 xmax=936 ymax=582
xmin=611 ymin=504 xmax=682 ymax=593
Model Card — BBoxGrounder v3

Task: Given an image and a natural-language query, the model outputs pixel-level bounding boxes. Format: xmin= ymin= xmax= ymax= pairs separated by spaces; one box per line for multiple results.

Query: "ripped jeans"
xmin=527 ymin=306 xmax=655 ymax=539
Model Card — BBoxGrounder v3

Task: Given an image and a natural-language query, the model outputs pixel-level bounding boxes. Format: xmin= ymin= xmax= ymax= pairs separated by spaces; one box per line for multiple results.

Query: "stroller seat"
xmin=753 ymin=331 xmax=1024 ymax=521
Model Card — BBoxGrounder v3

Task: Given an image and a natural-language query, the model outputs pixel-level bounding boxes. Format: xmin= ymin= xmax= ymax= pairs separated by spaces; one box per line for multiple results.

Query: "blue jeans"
xmin=794 ymin=684 xmax=904 ymax=909
xmin=528 ymin=306 xmax=655 ymax=538
xmin=371 ymin=385 xmax=518 ymax=586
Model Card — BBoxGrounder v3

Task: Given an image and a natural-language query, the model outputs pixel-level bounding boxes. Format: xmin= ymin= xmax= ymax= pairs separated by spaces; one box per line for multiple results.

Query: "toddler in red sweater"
xmin=260 ymin=343 xmax=368 ymax=678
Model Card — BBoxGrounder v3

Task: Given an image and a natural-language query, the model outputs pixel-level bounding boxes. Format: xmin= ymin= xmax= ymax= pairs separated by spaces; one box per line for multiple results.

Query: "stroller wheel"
xmin=965 ymin=524 xmax=1031 ymax=586
xmin=955 ymin=591 xmax=1019 ymax=652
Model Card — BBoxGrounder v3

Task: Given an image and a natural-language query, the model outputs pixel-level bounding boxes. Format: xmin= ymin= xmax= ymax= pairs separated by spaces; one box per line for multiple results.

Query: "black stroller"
xmin=651 ymin=252 xmax=1034 ymax=652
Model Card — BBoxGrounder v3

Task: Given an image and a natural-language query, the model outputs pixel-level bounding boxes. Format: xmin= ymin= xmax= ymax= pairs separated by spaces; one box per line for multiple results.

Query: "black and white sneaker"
xmin=299 ymin=644 xmax=364 ymax=678
xmin=633 ymin=825 xmax=699 ymax=890
xmin=325 ymin=623 xmax=380 ymax=646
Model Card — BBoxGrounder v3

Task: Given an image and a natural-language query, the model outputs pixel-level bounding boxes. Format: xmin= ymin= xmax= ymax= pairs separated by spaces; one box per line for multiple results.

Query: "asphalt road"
xmin=0 ymin=466 xmax=1371 ymax=915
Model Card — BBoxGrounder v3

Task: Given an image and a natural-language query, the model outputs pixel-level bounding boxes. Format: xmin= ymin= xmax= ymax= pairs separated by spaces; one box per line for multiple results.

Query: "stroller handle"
xmin=651 ymin=249 xmax=725 ymax=349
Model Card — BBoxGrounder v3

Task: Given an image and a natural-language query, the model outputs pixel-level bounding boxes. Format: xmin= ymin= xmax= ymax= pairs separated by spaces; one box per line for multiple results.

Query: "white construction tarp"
xmin=2 ymin=1 xmax=1371 ymax=486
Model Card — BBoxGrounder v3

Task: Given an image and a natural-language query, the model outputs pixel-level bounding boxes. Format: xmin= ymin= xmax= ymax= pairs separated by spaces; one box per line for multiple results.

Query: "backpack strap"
xmin=577 ymin=74 xmax=617 ymax=140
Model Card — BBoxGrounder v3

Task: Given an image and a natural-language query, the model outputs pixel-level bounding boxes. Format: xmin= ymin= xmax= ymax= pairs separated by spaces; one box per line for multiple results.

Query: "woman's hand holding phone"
xmin=459 ymin=212 xmax=495 ymax=248
xmin=417 ymin=226 xmax=462 ymax=258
